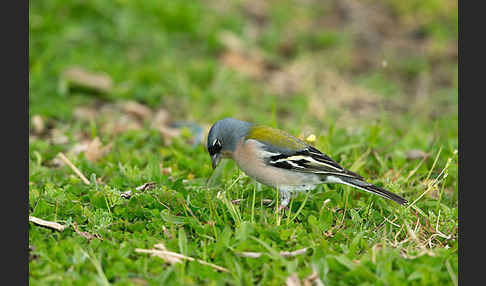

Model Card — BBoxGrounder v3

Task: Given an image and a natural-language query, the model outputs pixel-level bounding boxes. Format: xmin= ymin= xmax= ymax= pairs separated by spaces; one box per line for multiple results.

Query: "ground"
xmin=29 ymin=0 xmax=457 ymax=285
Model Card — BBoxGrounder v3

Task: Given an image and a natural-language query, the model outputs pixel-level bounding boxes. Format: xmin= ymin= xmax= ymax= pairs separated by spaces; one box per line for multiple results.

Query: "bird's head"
xmin=207 ymin=118 xmax=252 ymax=169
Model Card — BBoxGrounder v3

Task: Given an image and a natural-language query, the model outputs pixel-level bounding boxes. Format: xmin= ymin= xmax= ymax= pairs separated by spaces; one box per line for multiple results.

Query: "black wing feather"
xmin=265 ymin=145 xmax=364 ymax=179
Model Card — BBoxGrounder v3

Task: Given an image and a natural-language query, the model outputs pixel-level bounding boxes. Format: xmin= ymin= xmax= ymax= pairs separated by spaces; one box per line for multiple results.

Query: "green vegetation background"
xmin=29 ymin=0 xmax=457 ymax=285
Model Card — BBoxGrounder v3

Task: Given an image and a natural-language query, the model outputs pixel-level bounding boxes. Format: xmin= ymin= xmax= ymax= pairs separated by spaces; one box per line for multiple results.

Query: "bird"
xmin=206 ymin=118 xmax=407 ymax=211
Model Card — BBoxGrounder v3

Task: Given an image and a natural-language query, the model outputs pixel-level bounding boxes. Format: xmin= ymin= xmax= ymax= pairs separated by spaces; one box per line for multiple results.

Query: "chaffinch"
xmin=207 ymin=118 xmax=407 ymax=211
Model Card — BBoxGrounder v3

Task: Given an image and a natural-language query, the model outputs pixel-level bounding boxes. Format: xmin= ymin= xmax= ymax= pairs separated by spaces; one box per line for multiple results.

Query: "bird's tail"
xmin=329 ymin=175 xmax=408 ymax=205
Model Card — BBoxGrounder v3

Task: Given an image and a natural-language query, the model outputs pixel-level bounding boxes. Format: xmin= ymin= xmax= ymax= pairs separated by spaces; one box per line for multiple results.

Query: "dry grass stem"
xmin=408 ymin=148 xmax=454 ymax=208
xmin=57 ymin=152 xmax=91 ymax=185
xmin=280 ymin=248 xmax=308 ymax=258
xmin=135 ymin=244 xmax=230 ymax=273
xmin=29 ymin=216 xmax=67 ymax=232
xmin=405 ymin=156 xmax=426 ymax=181
xmin=383 ymin=216 xmax=401 ymax=228
xmin=237 ymin=251 xmax=262 ymax=258
xmin=73 ymin=222 xmax=102 ymax=241
xmin=237 ymin=248 xmax=308 ymax=259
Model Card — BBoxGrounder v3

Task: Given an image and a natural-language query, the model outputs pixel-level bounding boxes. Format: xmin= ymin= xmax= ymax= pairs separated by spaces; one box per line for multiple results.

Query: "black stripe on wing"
xmin=305 ymin=146 xmax=345 ymax=171
xmin=266 ymin=146 xmax=365 ymax=180
xmin=268 ymin=146 xmax=342 ymax=169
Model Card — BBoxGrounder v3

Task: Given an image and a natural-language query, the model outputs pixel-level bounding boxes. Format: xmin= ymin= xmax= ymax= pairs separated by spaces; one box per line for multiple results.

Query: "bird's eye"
xmin=209 ymin=139 xmax=222 ymax=155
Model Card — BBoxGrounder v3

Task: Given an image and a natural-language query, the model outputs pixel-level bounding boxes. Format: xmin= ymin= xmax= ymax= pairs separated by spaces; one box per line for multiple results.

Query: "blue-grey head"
xmin=207 ymin=118 xmax=252 ymax=169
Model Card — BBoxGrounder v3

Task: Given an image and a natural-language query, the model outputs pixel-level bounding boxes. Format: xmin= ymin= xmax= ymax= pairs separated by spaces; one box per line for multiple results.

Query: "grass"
xmin=29 ymin=0 xmax=457 ymax=285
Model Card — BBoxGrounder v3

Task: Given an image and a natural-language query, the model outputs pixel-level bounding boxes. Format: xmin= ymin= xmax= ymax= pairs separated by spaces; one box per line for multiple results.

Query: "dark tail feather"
xmin=336 ymin=176 xmax=408 ymax=205
xmin=359 ymin=183 xmax=408 ymax=205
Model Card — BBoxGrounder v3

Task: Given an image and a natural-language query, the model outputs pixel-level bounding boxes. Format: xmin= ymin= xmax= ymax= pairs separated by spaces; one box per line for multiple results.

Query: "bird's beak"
xmin=211 ymin=153 xmax=222 ymax=170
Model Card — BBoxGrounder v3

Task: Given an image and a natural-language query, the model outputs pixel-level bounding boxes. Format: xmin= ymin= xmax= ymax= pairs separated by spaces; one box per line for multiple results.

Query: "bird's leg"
xmin=276 ymin=190 xmax=291 ymax=213
xmin=276 ymin=204 xmax=288 ymax=213
xmin=255 ymin=182 xmax=262 ymax=192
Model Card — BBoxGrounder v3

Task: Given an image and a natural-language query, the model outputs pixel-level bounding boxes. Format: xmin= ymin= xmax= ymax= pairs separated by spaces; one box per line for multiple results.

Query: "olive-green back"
xmin=245 ymin=125 xmax=307 ymax=150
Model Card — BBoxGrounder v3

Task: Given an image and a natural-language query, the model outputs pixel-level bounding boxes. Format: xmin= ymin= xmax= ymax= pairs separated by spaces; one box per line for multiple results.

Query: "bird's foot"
xmin=275 ymin=204 xmax=289 ymax=226
xmin=275 ymin=204 xmax=288 ymax=214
